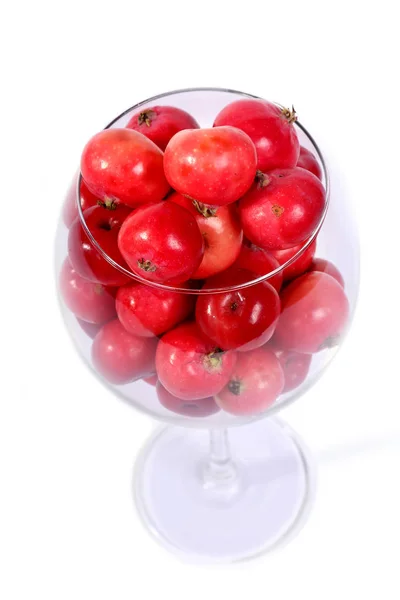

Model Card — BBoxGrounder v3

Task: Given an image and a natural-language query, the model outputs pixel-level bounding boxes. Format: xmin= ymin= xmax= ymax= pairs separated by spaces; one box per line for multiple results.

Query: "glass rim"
xmin=76 ymin=86 xmax=330 ymax=295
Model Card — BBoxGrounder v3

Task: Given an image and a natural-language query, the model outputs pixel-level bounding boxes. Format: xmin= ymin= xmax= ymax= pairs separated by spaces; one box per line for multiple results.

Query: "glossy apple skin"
xmin=155 ymin=321 xmax=237 ymax=400
xmin=68 ymin=204 xmax=132 ymax=286
xmin=168 ymin=193 xmax=243 ymax=279
xmin=213 ymin=99 xmax=299 ymax=171
xmin=126 ymin=105 xmax=199 ymax=151
xmin=156 ymin=382 xmax=220 ymax=417
xmin=234 ymin=242 xmax=282 ymax=292
xmin=196 ymin=267 xmax=281 ymax=351
xmin=118 ymin=202 xmax=204 ymax=284
xmin=271 ymin=240 xmax=317 ymax=282
xmin=297 ymin=146 xmax=322 ymax=180
xmin=239 ymin=168 xmax=325 ymax=251
xmin=163 ymin=126 xmax=257 ymax=206
xmin=116 ymin=281 xmax=194 ymax=337
xmin=81 ymin=128 xmax=170 ymax=208
xmin=272 ymin=272 xmax=350 ymax=353
xmin=309 ymin=258 xmax=345 ymax=287
xmin=92 ymin=319 xmax=157 ymax=384
xmin=63 ymin=178 xmax=100 ymax=228
xmin=272 ymin=349 xmax=312 ymax=393
xmin=60 ymin=258 xmax=117 ymax=324
xmin=216 ymin=348 xmax=284 ymax=415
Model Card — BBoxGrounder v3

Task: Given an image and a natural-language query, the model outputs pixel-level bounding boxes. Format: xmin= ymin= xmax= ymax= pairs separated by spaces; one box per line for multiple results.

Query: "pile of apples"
xmin=61 ymin=98 xmax=349 ymax=418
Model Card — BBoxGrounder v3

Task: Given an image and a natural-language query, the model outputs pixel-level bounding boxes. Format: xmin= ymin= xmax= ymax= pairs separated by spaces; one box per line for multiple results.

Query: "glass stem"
xmin=202 ymin=429 xmax=238 ymax=489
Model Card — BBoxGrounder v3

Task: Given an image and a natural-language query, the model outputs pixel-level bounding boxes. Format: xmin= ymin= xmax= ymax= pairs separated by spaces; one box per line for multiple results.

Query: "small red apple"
xmin=272 ymin=348 xmax=312 ymax=393
xmin=309 ymin=258 xmax=345 ymax=287
xmin=81 ymin=128 xmax=170 ymax=208
xmin=163 ymin=126 xmax=257 ymax=206
xmin=118 ymin=202 xmax=204 ymax=284
xmin=59 ymin=258 xmax=117 ymax=324
xmin=116 ymin=281 xmax=194 ymax=337
xmin=239 ymin=168 xmax=325 ymax=250
xmin=68 ymin=204 xmax=132 ymax=286
xmin=92 ymin=319 xmax=157 ymax=384
xmin=156 ymin=321 xmax=237 ymax=400
xmin=213 ymin=99 xmax=299 ymax=171
xmin=234 ymin=242 xmax=282 ymax=291
xmin=297 ymin=146 xmax=322 ymax=180
xmin=126 ymin=105 xmax=199 ymax=150
xmin=272 ymin=272 xmax=349 ymax=353
xmin=216 ymin=348 xmax=284 ymax=415
xmin=168 ymin=193 xmax=243 ymax=279
xmin=271 ymin=240 xmax=317 ymax=282
xmin=196 ymin=267 xmax=281 ymax=351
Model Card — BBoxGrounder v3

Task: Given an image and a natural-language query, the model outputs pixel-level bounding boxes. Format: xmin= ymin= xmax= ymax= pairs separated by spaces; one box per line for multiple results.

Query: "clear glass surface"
xmin=134 ymin=419 xmax=316 ymax=563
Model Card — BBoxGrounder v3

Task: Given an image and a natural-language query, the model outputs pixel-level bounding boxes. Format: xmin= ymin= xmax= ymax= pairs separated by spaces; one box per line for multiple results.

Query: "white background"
xmin=1 ymin=1 xmax=399 ymax=598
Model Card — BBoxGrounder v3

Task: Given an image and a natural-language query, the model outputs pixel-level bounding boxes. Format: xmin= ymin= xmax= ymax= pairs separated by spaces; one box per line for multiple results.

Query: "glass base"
xmin=133 ymin=418 xmax=316 ymax=563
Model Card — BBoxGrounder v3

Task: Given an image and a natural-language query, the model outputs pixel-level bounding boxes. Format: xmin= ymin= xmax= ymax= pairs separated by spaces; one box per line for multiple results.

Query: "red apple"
xmin=59 ymin=258 xmax=117 ymax=324
xmin=309 ymin=258 xmax=345 ymax=287
xmin=92 ymin=319 xmax=157 ymax=384
xmin=163 ymin=126 xmax=257 ymax=206
xmin=81 ymin=128 xmax=170 ymax=208
xmin=196 ymin=267 xmax=281 ymax=351
xmin=126 ymin=105 xmax=199 ymax=151
xmin=213 ymin=99 xmax=299 ymax=172
xmin=156 ymin=321 xmax=237 ymax=400
xmin=272 ymin=349 xmax=312 ymax=393
xmin=116 ymin=281 xmax=194 ymax=337
xmin=297 ymin=146 xmax=322 ymax=180
xmin=239 ymin=168 xmax=325 ymax=250
xmin=216 ymin=348 xmax=284 ymax=415
xmin=234 ymin=242 xmax=282 ymax=291
xmin=271 ymin=239 xmax=317 ymax=282
xmin=168 ymin=192 xmax=243 ymax=279
xmin=118 ymin=202 xmax=204 ymax=284
xmin=273 ymin=272 xmax=350 ymax=353
xmin=68 ymin=204 xmax=132 ymax=286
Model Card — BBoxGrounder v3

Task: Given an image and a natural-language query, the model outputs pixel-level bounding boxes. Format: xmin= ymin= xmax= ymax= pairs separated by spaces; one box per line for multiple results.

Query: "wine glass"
xmin=55 ymin=88 xmax=359 ymax=562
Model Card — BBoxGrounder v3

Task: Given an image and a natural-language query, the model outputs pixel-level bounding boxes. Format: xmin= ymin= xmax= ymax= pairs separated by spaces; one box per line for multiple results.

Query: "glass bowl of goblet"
xmin=55 ymin=88 xmax=359 ymax=563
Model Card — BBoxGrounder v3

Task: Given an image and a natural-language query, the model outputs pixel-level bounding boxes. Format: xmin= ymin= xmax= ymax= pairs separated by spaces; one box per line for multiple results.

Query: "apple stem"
xmin=204 ymin=350 xmax=223 ymax=371
xmin=97 ymin=197 xmax=117 ymax=210
xmin=255 ymin=170 xmax=271 ymax=188
xmin=281 ymin=105 xmax=297 ymax=125
xmin=138 ymin=109 xmax=156 ymax=127
xmin=137 ymin=258 xmax=157 ymax=273
xmin=192 ymin=199 xmax=217 ymax=218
